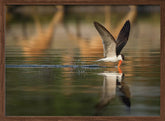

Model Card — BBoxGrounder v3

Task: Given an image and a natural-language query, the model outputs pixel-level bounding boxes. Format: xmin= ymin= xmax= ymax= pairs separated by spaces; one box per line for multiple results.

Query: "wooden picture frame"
xmin=0 ymin=0 xmax=165 ymax=121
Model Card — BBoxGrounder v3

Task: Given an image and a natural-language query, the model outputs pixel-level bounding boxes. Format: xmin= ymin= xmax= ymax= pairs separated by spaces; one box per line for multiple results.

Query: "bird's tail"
xmin=94 ymin=59 xmax=103 ymax=62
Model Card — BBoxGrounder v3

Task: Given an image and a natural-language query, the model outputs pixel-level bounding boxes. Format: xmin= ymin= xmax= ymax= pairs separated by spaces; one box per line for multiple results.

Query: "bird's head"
xmin=118 ymin=54 xmax=125 ymax=61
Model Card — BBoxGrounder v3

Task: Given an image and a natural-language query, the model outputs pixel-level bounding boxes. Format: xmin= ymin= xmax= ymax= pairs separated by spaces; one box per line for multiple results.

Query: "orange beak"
xmin=118 ymin=60 xmax=122 ymax=68
xmin=118 ymin=67 xmax=122 ymax=73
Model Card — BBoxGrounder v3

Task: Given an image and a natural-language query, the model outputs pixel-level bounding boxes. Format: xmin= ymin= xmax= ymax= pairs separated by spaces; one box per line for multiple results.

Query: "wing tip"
xmin=93 ymin=21 xmax=98 ymax=25
xmin=93 ymin=21 xmax=110 ymax=34
xmin=126 ymin=20 xmax=130 ymax=23
xmin=93 ymin=21 xmax=103 ymax=29
xmin=120 ymin=20 xmax=131 ymax=35
xmin=125 ymin=20 xmax=131 ymax=28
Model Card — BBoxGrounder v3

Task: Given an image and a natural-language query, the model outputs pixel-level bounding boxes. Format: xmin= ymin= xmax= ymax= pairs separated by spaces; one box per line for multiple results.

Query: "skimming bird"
xmin=94 ymin=20 xmax=130 ymax=67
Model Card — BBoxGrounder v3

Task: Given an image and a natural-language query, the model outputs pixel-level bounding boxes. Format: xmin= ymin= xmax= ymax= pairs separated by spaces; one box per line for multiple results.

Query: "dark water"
xmin=5 ymin=6 xmax=160 ymax=116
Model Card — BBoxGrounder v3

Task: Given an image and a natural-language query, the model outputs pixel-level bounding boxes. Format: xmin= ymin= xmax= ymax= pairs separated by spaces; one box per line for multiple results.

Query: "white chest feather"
xmin=97 ymin=56 xmax=119 ymax=62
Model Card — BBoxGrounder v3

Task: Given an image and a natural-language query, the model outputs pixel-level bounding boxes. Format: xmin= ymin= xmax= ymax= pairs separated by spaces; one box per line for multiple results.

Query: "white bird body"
xmin=96 ymin=55 xmax=123 ymax=62
xmin=97 ymin=57 xmax=118 ymax=62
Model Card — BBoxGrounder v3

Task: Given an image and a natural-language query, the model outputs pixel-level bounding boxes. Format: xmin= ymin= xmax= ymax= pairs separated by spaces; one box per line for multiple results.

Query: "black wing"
xmin=116 ymin=20 xmax=130 ymax=55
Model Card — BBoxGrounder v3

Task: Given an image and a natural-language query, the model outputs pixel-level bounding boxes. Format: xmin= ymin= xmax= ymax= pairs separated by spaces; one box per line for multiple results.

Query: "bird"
xmin=94 ymin=20 xmax=130 ymax=67
xmin=95 ymin=72 xmax=131 ymax=113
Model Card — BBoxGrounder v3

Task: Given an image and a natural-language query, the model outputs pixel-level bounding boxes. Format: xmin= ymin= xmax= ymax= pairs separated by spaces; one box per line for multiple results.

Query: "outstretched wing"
xmin=116 ymin=20 xmax=130 ymax=55
xmin=94 ymin=22 xmax=116 ymax=58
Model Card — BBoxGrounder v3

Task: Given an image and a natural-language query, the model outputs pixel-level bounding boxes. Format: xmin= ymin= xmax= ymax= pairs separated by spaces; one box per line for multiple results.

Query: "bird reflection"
xmin=95 ymin=69 xmax=131 ymax=114
xmin=116 ymin=75 xmax=131 ymax=108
